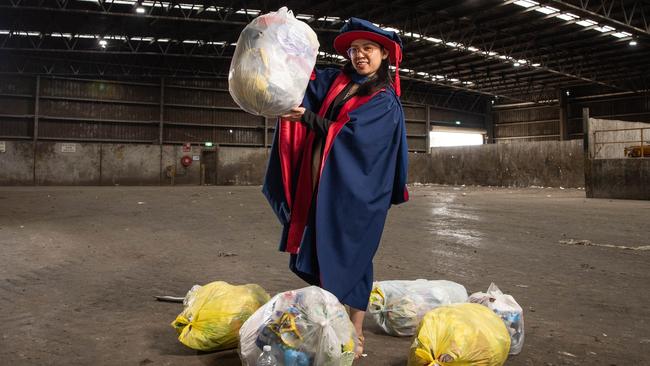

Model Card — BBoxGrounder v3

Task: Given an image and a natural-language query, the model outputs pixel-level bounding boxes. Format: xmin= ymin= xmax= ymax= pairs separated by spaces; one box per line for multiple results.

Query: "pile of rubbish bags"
xmin=239 ymin=286 xmax=357 ymax=366
xmin=168 ymin=280 xmax=524 ymax=365
xmin=228 ymin=6 xmax=319 ymax=117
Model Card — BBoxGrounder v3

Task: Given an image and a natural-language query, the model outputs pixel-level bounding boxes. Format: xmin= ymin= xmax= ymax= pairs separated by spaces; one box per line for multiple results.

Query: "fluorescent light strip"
xmin=235 ymin=9 xmax=261 ymax=16
xmin=556 ymin=13 xmax=579 ymax=21
xmin=318 ymin=51 xmax=345 ymax=61
xmin=316 ymin=16 xmax=341 ymax=22
xmin=612 ymin=31 xmax=632 ymax=38
xmin=514 ymin=0 xmax=538 ymax=8
xmin=594 ymin=25 xmax=615 ymax=33
xmin=535 ymin=6 xmax=559 ymax=15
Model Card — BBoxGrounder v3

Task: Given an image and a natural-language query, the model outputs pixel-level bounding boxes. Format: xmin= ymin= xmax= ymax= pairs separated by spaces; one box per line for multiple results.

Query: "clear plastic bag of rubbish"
xmin=408 ymin=303 xmax=511 ymax=366
xmin=368 ymin=279 xmax=468 ymax=336
xmin=171 ymin=281 xmax=270 ymax=351
xmin=469 ymin=283 xmax=525 ymax=355
xmin=228 ymin=6 xmax=320 ymax=117
xmin=239 ymin=286 xmax=357 ymax=366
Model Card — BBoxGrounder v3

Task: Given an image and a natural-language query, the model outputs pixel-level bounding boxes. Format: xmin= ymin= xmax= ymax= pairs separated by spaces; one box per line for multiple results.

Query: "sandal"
xmin=354 ymin=334 xmax=365 ymax=359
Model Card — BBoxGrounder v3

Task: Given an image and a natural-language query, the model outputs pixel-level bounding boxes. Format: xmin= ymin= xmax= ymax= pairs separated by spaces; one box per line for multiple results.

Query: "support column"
xmin=264 ymin=117 xmax=269 ymax=148
xmin=159 ymin=77 xmax=165 ymax=145
xmin=558 ymin=89 xmax=569 ymax=140
xmin=485 ymin=99 xmax=495 ymax=144
xmin=425 ymin=105 xmax=431 ymax=152
xmin=33 ymin=76 xmax=40 ymax=185
xmin=582 ymin=107 xmax=592 ymax=197
xmin=159 ymin=77 xmax=165 ymax=184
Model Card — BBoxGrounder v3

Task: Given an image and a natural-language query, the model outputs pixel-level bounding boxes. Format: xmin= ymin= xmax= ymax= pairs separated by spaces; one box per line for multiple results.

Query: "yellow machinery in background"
xmin=624 ymin=145 xmax=650 ymax=157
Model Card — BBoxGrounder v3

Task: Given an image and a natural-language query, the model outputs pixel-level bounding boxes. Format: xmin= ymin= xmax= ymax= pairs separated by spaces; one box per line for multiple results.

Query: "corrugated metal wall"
xmin=0 ymin=75 xmax=485 ymax=153
xmin=493 ymin=92 xmax=650 ymax=143
xmin=0 ymin=75 xmax=35 ymax=139
xmin=568 ymin=95 xmax=650 ymax=137
xmin=493 ymin=105 xmax=560 ymax=143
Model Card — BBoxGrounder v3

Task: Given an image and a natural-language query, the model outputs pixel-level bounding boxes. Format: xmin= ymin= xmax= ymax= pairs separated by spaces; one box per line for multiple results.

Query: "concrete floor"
xmin=0 ymin=185 xmax=649 ymax=366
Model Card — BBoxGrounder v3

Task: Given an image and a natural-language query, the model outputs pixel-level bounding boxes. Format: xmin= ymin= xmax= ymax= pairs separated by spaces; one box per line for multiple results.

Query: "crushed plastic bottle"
xmin=256 ymin=345 xmax=278 ymax=366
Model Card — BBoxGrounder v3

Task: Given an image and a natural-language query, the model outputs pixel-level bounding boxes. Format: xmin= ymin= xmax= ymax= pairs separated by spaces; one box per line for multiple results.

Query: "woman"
xmin=262 ymin=17 xmax=409 ymax=357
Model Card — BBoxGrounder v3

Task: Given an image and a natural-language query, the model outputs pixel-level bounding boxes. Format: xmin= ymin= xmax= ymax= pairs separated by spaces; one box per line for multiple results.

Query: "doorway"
xmin=201 ymin=149 xmax=218 ymax=185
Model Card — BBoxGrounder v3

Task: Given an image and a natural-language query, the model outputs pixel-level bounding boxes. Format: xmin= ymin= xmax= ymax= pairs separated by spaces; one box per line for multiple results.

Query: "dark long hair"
xmin=342 ymin=57 xmax=392 ymax=96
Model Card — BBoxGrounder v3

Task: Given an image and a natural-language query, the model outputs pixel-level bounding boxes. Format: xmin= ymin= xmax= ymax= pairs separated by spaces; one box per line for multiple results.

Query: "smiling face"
xmin=347 ymin=38 xmax=389 ymax=77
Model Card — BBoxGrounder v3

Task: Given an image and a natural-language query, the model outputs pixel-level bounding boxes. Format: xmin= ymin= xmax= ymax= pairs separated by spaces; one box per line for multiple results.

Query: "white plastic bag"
xmin=469 ymin=283 xmax=525 ymax=355
xmin=368 ymin=279 xmax=468 ymax=336
xmin=238 ymin=286 xmax=357 ymax=366
xmin=228 ymin=7 xmax=320 ymax=117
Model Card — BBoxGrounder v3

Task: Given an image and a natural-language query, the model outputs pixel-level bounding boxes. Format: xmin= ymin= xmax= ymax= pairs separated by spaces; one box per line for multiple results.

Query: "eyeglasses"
xmin=346 ymin=44 xmax=381 ymax=58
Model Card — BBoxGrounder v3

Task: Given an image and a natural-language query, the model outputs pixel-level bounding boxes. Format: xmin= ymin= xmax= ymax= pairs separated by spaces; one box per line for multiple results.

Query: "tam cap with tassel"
xmin=333 ymin=17 xmax=403 ymax=96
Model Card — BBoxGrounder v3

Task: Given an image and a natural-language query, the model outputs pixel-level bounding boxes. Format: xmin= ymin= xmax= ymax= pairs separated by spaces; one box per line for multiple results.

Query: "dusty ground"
xmin=0 ymin=185 xmax=649 ymax=366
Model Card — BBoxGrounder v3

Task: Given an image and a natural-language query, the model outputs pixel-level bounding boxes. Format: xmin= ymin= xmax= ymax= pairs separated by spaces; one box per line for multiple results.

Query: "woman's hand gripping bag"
xmin=171 ymin=281 xmax=270 ymax=351
xmin=228 ymin=7 xmax=320 ymax=117
xmin=408 ymin=303 xmax=511 ymax=366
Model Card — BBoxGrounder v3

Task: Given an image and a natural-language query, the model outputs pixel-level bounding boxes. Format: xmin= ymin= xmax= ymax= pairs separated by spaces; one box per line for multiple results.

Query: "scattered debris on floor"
xmin=154 ymin=295 xmax=184 ymax=303
xmin=217 ymin=251 xmax=238 ymax=257
xmin=559 ymin=239 xmax=650 ymax=251
xmin=558 ymin=351 xmax=577 ymax=358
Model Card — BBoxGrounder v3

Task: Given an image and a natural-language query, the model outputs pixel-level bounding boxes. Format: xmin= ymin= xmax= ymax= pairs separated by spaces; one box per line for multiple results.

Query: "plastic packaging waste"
xmin=257 ymin=345 xmax=278 ymax=366
xmin=407 ymin=303 xmax=511 ymax=366
xmin=239 ymin=286 xmax=357 ymax=366
xmin=368 ymin=279 xmax=468 ymax=336
xmin=469 ymin=283 xmax=525 ymax=355
xmin=171 ymin=281 xmax=270 ymax=351
xmin=229 ymin=7 xmax=320 ymax=117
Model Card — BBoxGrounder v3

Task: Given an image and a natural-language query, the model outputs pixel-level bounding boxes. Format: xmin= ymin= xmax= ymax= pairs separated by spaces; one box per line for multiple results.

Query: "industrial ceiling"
xmin=1 ymin=0 xmax=648 ymax=108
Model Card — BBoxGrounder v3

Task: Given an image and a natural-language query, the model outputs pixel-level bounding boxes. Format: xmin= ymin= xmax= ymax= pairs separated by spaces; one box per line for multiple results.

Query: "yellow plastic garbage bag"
xmin=408 ymin=303 xmax=510 ymax=366
xmin=172 ymin=281 xmax=270 ymax=351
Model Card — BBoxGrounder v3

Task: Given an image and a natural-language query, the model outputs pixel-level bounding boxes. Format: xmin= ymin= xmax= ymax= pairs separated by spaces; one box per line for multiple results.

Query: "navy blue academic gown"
xmin=262 ymin=68 xmax=409 ymax=310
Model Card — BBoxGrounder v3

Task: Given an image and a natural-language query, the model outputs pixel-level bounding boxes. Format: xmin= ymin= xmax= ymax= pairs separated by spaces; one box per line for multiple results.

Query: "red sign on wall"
xmin=182 ymin=143 xmax=191 ymax=152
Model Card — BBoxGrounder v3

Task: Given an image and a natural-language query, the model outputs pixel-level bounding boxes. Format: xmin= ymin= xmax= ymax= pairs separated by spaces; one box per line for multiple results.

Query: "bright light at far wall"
xmin=430 ymin=127 xmax=485 ymax=148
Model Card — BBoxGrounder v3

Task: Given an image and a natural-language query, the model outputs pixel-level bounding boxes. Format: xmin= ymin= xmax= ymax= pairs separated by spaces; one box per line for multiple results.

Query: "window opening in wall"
xmin=430 ymin=127 xmax=485 ymax=148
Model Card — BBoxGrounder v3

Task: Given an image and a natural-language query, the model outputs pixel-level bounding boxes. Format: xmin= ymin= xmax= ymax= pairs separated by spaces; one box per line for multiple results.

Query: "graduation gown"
xmin=262 ymin=68 xmax=409 ymax=310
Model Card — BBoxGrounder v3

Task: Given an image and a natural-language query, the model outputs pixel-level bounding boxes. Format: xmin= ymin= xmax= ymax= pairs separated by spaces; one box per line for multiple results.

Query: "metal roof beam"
xmin=546 ymin=0 xmax=650 ymax=36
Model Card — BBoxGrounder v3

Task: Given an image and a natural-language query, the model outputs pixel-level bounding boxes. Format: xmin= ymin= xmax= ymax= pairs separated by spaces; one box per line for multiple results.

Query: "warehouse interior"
xmin=1 ymin=0 xmax=649 ymax=365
